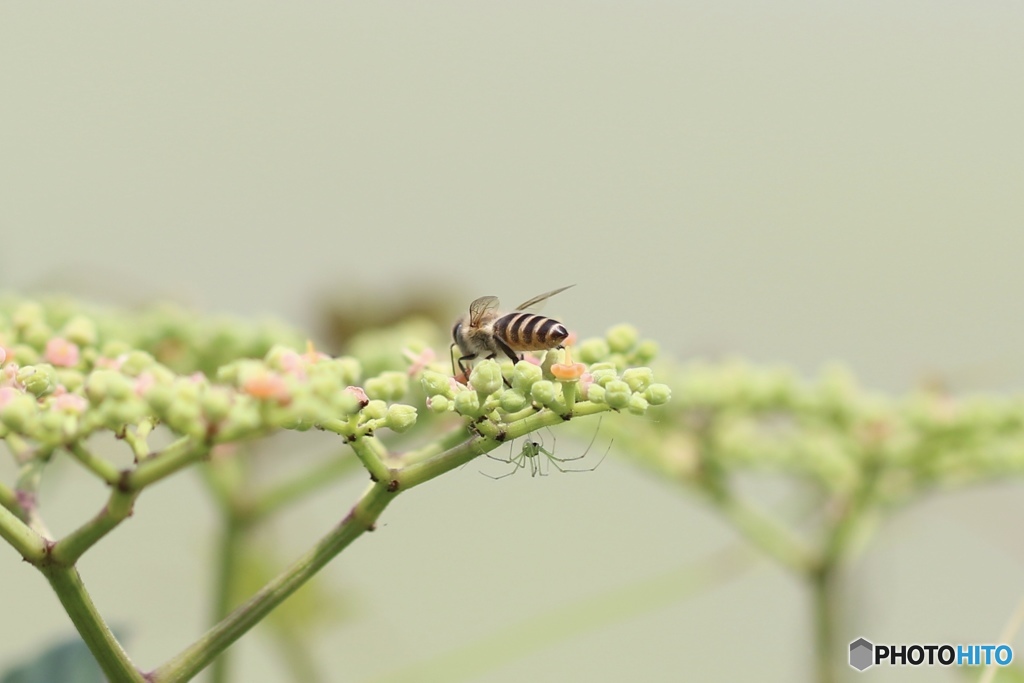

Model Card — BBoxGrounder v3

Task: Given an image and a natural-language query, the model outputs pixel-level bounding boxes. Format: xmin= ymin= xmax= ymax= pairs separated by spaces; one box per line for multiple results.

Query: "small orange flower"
xmin=242 ymin=372 xmax=290 ymax=403
xmin=551 ymin=347 xmax=586 ymax=381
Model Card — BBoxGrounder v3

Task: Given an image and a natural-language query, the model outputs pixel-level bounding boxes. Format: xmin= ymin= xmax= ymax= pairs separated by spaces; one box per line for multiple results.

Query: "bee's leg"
xmin=494 ymin=342 xmax=520 ymax=388
xmin=457 ymin=352 xmax=477 ymax=380
xmin=495 ymin=340 xmax=519 ymax=365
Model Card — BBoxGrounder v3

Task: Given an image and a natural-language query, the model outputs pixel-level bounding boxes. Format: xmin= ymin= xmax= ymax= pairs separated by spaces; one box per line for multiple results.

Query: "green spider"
xmin=482 ymin=423 xmax=610 ymax=480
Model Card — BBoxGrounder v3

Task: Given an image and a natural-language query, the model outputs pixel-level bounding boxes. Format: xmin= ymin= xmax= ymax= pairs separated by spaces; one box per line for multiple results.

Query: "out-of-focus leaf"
xmin=1 ymin=634 xmax=103 ymax=683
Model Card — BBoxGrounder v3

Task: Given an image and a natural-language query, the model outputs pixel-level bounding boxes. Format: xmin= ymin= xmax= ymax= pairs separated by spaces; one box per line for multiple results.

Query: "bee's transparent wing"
xmin=469 ymin=295 xmax=501 ymax=326
xmin=514 ymin=285 xmax=575 ymax=312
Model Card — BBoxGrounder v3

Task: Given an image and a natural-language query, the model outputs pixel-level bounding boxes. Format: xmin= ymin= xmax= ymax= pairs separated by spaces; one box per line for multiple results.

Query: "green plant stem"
xmin=124 ymin=437 xmax=209 ymax=490
xmin=399 ymin=403 xmax=607 ymax=489
xmin=122 ymin=425 xmax=152 ymax=461
xmin=208 ymin=511 xmax=245 ymax=683
xmin=811 ymin=562 xmax=837 ymax=683
xmin=706 ymin=492 xmax=819 ymax=574
xmin=809 ymin=454 xmax=884 ymax=682
xmin=68 ymin=442 xmax=121 ymax=485
xmin=50 ymin=488 xmax=140 ymax=566
xmin=15 ymin=455 xmax=52 ymax=538
xmin=395 ymin=425 xmax=475 ymax=467
xmin=0 ymin=479 xmax=26 ymax=518
xmin=150 ymin=480 xmax=394 ymax=683
xmin=42 ymin=565 xmax=145 ymax=683
xmin=0 ymin=499 xmax=45 ymax=561
xmin=154 ymin=405 xmax=608 ymax=682
xmin=348 ymin=436 xmax=391 ymax=484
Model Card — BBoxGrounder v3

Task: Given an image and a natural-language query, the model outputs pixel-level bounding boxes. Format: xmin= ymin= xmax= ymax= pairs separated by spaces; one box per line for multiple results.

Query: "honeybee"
xmin=451 ymin=285 xmax=574 ymax=380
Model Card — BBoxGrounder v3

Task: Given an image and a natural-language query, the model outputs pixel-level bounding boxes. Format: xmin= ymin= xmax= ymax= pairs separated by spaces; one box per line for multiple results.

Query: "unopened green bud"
xmin=330 ymin=390 xmax=361 ymax=417
xmin=100 ymin=398 xmax=147 ymax=430
xmin=604 ymin=380 xmax=632 ymax=410
xmin=500 ymin=390 xmax=529 ymax=412
xmin=421 ymin=370 xmax=455 ymax=399
xmin=578 ymin=338 xmax=610 ymax=364
xmin=10 ymin=345 xmax=39 ymax=365
xmin=333 ymin=357 xmax=362 ymax=385
xmin=282 ymin=397 xmax=331 ymax=429
xmin=120 ymin=351 xmax=157 ymax=377
xmin=12 ymin=302 xmax=45 ymax=330
xmin=362 ymin=399 xmax=388 ymax=421
xmin=38 ymin=410 xmax=72 ymax=444
xmin=145 ymin=384 xmax=174 ymax=415
xmin=165 ymin=401 xmax=204 ymax=438
xmin=428 ymin=395 xmax=451 ymax=414
xmin=586 ymin=384 xmax=606 ymax=404
xmin=644 ymin=383 xmax=672 ymax=405
xmin=86 ymin=369 xmax=134 ymax=402
xmin=18 ymin=365 xmax=57 ymax=397
xmin=55 ymin=369 xmax=84 ymax=392
xmin=530 ymin=380 xmax=557 ymax=406
xmin=201 ymin=387 xmax=233 ymax=423
xmin=219 ymin=400 xmax=262 ymax=441
xmin=100 ymin=340 xmax=132 ymax=358
xmin=365 ymin=371 xmax=409 ymax=402
xmin=512 ymin=362 xmax=543 ymax=393
xmin=0 ymin=394 xmax=38 ymax=432
xmin=309 ymin=372 xmax=339 ymax=400
xmin=60 ymin=316 xmax=98 ymax=348
xmin=634 ymin=339 xmax=659 ymax=364
xmin=454 ymin=390 xmax=482 ymax=417
xmin=22 ymin=323 xmax=52 ymax=350
xmin=622 ymin=367 xmax=653 ymax=393
xmin=386 ymin=404 xmax=417 ymax=433
xmin=172 ymin=378 xmax=202 ymax=403
xmin=470 ymin=360 xmax=503 ymax=396
xmin=606 ymin=324 xmax=639 ymax=353
xmin=627 ymin=393 xmax=649 ymax=415
xmin=216 ymin=359 xmax=250 ymax=385
xmin=263 ymin=345 xmax=300 ymax=370
xmin=591 ymin=367 xmax=618 ymax=387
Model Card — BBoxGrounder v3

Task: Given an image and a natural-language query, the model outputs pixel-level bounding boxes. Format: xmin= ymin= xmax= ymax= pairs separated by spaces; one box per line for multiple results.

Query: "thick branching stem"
xmin=208 ymin=510 xmax=245 ymax=683
xmin=348 ymin=436 xmax=391 ymax=484
xmin=0 ymin=481 xmax=20 ymax=515
xmin=68 ymin=443 xmax=121 ymax=486
xmin=42 ymin=565 xmax=146 ymax=683
xmin=0 ymin=499 xmax=45 ymax=562
xmin=811 ymin=561 xmax=838 ymax=683
xmin=150 ymin=480 xmax=394 ymax=683
xmin=50 ymin=488 xmax=140 ymax=566
xmin=707 ymin=493 xmax=819 ymax=574
xmin=154 ymin=404 xmax=607 ymax=682
xmin=124 ymin=438 xmax=210 ymax=490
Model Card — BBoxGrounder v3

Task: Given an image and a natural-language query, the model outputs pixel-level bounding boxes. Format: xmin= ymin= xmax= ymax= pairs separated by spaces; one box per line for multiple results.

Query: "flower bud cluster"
xmin=0 ymin=298 xmax=418 ymax=457
xmin=419 ymin=326 xmax=671 ymax=422
xmin=634 ymin=358 xmax=1024 ymax=501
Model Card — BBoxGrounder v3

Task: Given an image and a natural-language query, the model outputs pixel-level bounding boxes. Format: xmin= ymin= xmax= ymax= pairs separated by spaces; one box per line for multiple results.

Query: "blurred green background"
xmin=2 ymin=3 xmax=1024 ymax=681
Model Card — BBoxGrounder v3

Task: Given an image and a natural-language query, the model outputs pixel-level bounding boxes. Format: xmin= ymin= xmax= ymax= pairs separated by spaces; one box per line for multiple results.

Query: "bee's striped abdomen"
xmin=495 ymin=313 xmax=569 ymax=351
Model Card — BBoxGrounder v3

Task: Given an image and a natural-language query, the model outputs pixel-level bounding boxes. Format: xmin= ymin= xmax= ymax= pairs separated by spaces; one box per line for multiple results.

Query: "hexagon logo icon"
xmin=850 ymin=638 xmax=874 ymax=671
